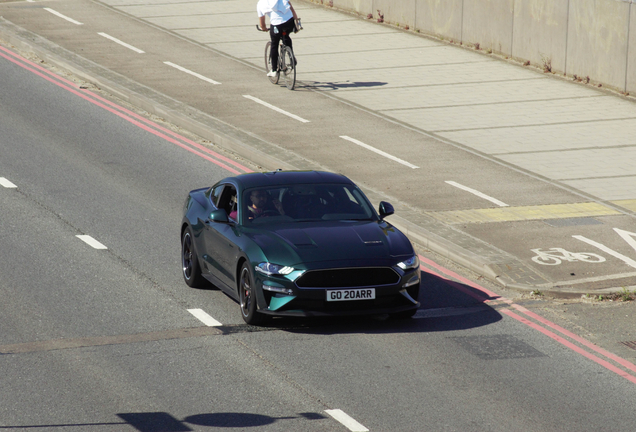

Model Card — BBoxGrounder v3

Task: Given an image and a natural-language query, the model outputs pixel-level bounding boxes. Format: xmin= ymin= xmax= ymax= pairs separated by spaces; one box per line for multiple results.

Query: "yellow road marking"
xmin=428 ymin=202 xmax=622 ymax=224
xmin=613 ymin=199 xmax=636 ymax=212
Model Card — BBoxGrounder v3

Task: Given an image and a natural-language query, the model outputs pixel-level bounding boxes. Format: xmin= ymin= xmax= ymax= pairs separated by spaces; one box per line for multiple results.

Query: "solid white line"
xmin=44 ymin=8 xmax=83 ymax=25
xmin=164 ymin=62 xmax=221 ymax=85
xmin=339 ymin=135 xmax=419 ymax=169
xmin=445 ymin=181 xmax=509 ymax=207
xmin=76 ymin=235 xmax=108 ymax=250
xmin=98 ymin=33 xmax=145 ymax=54
xmin=573 ymin=235 xmax=636 ymax=269
xmin=614 ymin=228 xmax=636 ymax=254
xmin=188 ymin=308 xmax=222 ymax=327
xmin=325 ymin=410 xmax=368 ymax=432
xmin=0 ymin=177 xmax=17 ymax=188
xmin=243 ymin=95 xmax=310 ymax=123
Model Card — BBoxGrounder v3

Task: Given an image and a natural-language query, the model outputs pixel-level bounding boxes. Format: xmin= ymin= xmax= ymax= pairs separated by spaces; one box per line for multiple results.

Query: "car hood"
xmin=245 ymin=221 xmax=413 ymax=266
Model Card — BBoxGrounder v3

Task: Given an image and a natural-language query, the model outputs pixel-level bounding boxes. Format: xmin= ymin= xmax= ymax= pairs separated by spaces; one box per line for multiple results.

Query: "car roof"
xmin=222 ymin=170 xmax=354 ymax=190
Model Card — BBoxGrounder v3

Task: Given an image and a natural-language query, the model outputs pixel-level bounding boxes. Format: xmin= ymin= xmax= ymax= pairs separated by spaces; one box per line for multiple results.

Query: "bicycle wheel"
xmin=281 ymin=46 xmax=296 ymax=90
xmin=530 ymin=249 xmax=561 ymax=265
xmin=574 ymin=253 xmax=606 ymax=263
xmin=264 ymin=41 xmax=279 ymax=84
xmin=532 ymin=255 xmax=561 ymax=265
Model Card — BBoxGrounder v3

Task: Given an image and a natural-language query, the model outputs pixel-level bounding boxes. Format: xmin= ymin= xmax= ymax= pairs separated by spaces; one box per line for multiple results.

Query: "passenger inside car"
xmin=247 ymin=189 xmax=285 ymax=220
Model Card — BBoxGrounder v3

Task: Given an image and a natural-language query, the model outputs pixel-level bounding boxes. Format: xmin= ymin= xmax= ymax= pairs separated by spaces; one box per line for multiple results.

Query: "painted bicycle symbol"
xmin=530 ymin=248 xmax=606 ymax=266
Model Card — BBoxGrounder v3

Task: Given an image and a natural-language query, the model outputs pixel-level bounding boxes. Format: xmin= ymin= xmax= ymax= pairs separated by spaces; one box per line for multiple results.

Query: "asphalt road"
xmin=2 ymin=37 xmax=636 ymax=432
xmin=3 ymin=0 xmax=636 ymax=296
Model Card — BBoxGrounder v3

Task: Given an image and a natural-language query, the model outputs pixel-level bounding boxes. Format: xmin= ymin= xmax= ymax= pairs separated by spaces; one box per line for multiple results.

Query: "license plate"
xmin=326 ymin=288 xmax=375 ymax=301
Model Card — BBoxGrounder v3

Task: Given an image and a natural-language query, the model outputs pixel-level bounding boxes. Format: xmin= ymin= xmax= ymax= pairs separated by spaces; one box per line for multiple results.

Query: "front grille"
xmin=278 ymin=293 xmax=410 ymax=313
xmin=296 ymin=267 xmax=399 ymax=288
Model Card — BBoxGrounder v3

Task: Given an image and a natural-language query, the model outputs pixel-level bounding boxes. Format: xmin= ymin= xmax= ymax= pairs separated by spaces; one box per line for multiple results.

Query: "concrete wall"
xmin=373 ymin=0 xmax=417 ymax=29
xmin=628 ymin=5 xmax=636 ymax=92
xmin=566 ymin=0 xmax=630 ymax=90
xmin=463 ymin=0 xmax=515 ymax=54
xmin=307 ymin=0 xmax=636 ymax=95
xmin=327 ymin=0 xmax=373 ymax=16
xmin=414 ymin=0 xmax=463 ymax=42
xmin=511 ymin=0 xmax=569 ymax=74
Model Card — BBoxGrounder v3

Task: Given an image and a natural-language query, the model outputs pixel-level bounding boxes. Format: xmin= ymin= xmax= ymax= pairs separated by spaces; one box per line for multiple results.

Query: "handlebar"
xmin=255 ymin=19 xmax=303 ymax=33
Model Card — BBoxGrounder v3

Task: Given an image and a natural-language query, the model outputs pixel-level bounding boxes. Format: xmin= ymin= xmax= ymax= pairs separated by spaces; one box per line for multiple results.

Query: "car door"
xmin=202 ymin=184 xmax=240 ymax=290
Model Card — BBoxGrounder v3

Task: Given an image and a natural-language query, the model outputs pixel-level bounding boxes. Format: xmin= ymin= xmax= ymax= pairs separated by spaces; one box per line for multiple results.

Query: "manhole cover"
xmin=450 ymin=335 xmax=546 ymax=360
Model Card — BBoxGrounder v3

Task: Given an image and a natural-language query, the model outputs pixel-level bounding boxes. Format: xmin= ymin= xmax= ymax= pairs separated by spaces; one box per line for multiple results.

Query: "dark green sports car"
xmin=181 ymin=170 xmax=420 ymax=325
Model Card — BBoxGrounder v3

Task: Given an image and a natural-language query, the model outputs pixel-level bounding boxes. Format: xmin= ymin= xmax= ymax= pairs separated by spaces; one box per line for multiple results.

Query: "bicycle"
xmin=256 ymin=20 xmax=301 ymax=90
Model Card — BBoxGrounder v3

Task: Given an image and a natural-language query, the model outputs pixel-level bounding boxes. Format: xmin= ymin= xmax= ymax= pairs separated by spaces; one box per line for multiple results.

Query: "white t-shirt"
xmin=257 ymin=0 xmax=293 ymax=26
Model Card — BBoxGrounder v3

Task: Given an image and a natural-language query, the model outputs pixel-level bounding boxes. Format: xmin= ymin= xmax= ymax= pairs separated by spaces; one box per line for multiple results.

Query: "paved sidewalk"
xmin=2 ymin=0 xmax=636 ymax=296
xmin=105 ymin=0 xmax=636 ymax=202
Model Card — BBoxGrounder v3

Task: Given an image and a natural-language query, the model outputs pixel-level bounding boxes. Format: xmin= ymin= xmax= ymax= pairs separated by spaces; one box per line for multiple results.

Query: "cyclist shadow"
xmin=305 ymin=80 xmax=388 ymax=91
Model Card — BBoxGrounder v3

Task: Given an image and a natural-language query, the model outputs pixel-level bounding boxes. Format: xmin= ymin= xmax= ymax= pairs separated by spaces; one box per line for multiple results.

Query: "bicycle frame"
xmin=258 ymin=25 xmax=297 ymax=90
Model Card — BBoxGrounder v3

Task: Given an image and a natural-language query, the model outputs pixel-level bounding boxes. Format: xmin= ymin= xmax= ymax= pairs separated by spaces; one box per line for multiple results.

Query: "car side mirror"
xmin=209 ymin=209 xmax=229 ymax=223
xmin=378 ymin=201 xmax=394 ymax=218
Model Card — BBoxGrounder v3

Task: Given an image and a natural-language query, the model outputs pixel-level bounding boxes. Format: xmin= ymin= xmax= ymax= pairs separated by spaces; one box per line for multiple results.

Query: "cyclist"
xmin=257 ymin=0 xmax=299 ymax=77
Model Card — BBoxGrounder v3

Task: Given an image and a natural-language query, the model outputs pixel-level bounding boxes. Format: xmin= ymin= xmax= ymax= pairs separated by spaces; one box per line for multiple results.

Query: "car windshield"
xmin=243 ymin=183 xmax=376 ymax=224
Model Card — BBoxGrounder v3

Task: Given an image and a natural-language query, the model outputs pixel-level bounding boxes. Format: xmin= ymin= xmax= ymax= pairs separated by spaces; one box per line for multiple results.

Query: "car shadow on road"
xmin=116 ymin=411 xmax=320 ymax=431
xmin=0 ymin=411 xmax=329 ymax=431
xmin=255 ymin=271 xmax=503 ymax=335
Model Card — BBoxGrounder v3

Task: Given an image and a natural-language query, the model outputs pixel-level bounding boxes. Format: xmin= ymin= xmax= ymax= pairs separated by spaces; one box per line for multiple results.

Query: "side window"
xmin=218 ymin=185 xmax=238 ymax=221
xmin=210 ymin=185 xmax=225 ymax=208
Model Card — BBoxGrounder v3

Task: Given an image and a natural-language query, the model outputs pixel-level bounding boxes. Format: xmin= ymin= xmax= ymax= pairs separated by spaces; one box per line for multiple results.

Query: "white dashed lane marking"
xmin=340 ymin=136 xmax=419 ymax=169
xmin=243 ymin=95 xmax=310 ymax=123
xmin=0 ymin=177 xmax=17 ymax=188
xmin=188 ymin=308 xmax=223 ymax=327
xmin=164 ymin=62 xmax=221 ymax=85
xmin=98 ymin=33 xmax=145 ymax=54
xmin=44 ymin=8 xmax=83 ymax=25
xmin=445 ymin=180 xmax=509 ymax=207
xmin=76 ymin=235 xmax=108 ymax=250
xmin=325 ymin=409 xmax=368 ymax=432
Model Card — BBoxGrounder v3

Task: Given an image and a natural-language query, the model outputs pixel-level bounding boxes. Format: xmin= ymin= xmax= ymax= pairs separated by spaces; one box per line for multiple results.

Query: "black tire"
xmin=264 ymin=42 xmax=279 ymax=84
xmin=239 ymin=263 xmax=268 ymax=325
xmin=181 ymin=227 xmax=206 ymax=288
xmin=281 ymin=46 xmax=296 ymax=90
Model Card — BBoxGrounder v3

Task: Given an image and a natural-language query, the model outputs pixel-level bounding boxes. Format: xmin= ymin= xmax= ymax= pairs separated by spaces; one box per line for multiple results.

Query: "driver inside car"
xmin=248 ymin=189 xmax=285 ymax=219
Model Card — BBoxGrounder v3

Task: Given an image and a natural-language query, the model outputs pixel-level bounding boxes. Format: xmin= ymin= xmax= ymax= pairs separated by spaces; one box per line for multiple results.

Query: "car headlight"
xmin=397 ymin=255 xmax=419 ymax=270
xmin=255 ymin=262 xmax=295 ymax=276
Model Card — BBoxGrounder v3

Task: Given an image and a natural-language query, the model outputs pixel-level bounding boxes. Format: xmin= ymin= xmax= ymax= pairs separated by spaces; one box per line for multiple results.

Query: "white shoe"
xmin=267 ymin=69 xmax=277 ymax=77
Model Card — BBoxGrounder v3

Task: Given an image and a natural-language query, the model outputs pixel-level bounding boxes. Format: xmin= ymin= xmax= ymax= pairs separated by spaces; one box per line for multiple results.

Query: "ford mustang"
xmin=181 ymin=170 xmax=420 ymax=325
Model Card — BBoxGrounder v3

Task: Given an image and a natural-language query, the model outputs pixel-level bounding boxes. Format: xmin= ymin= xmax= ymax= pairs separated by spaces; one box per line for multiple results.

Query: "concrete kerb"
xmin=388 ymin=215 xmax=500 ymax=280
xmin=0 ymin=19 xmax=619 ymax=300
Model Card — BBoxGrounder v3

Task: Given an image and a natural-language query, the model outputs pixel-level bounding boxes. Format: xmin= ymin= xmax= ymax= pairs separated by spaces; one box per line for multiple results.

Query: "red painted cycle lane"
xmin=0 ymin=45 xmax=250 ymax=175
